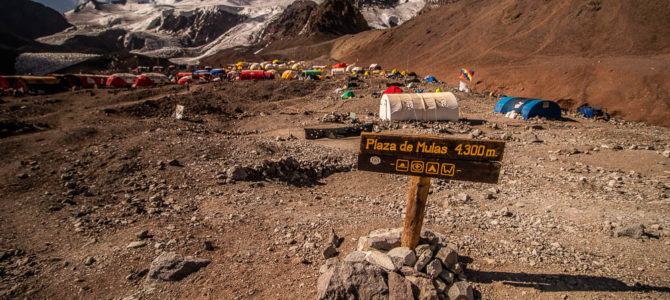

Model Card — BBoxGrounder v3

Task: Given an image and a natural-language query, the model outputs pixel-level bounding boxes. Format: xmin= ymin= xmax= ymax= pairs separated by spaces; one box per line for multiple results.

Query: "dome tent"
xmin=520 ymin=100 xmax=561 ymax=120
xmin=341 ymin=91 xmax=355 ymax=99
xmin=384 ymin=86 xmax=403 ymax=94
xmin=178 ymin=76 xmax=193 ymax=84
xmin=133 ymin=75 xmax=153 ymax=87
xmin=494 ymin=97 xmax=561 ymax=120
xmin=380 ymin=92 xmax=459 ymax=122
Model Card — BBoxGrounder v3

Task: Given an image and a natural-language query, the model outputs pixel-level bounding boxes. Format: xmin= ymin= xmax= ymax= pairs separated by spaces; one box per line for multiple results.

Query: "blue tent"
xmin=494 ymin=97 xmax=534 ymax=114
xmin=424 ymin=76 xmax=437 ymax=83
xmin=210 ymin=69 xmax=224 ymax=75
xmin=194 ymin=70 xmax=210 ymax=75
xmin=520 ymin=100 xmax=561 ymax=120
xmin=414 ymin=90 xmax=424 ymax=93
xmin=495 ymin=97 xmax=561 ymax=120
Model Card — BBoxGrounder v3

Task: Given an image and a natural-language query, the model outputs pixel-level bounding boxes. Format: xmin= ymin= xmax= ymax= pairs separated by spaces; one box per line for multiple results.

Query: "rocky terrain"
xmin=0 ymin=72 xmax=668 ymax=299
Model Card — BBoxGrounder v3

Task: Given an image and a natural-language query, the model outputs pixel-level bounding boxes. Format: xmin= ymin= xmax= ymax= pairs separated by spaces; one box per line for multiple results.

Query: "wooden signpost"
xmin=357 ymin=132 xmax=505 ymax=249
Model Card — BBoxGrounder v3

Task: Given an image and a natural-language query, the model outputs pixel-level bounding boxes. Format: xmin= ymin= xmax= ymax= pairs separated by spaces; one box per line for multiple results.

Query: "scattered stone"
xmin=323 ymin=244 xmax=337 ymax=259
xmin=17 ymin=173 xmax=28 ymax=179
xmin=146 ymin=252 xmax=210 ymax=282
xmin=136 ymin=230 xmax=149 ymax=239
xmin=319 ymin=257 xmax=339 ymax=274
xmin=616 ymin=224 xmax=646 ymax=238
xmin=425 ymin=259 xmax=443 ymax=278
xmin=167 ymin=159 xmax=182 ymax=167
xmin=203 ymin=241 xmax=214 ymax=251
xmin=662 ymin=150 xmax=670 ymax=158
xmin=327 ymin=229 xmax=342 ymax=248
xmin=316 ymin=261 xmax=388 ymax=300
xmin=126 ymin=241 xmax=147 ymax=249
xmin=387 ymin=247 xmax=417 ymax=267
xmin=84 ymin=256 xmax=95 ymax=266
xmin=448 ymin=281 xmax=474 ymax=300
xmin=227 ymin=165 xmax=248 ymax=181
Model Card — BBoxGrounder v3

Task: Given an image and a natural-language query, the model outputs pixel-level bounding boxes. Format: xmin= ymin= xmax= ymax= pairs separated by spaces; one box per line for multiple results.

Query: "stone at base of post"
xmin=401 ymin=176 xmax=431 ymax=250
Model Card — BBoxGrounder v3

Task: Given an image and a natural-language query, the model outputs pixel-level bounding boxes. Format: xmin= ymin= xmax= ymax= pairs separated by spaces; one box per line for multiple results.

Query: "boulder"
xmin=344 ymin=251 xmax=368 ymax=263
xmin=366 ymin=228 xmax=402 ymax=251
xmin=406 ymin=275 xmax=439 ymax=300
xmin=146 ymin=252 xmax=210 ymax=282
xmin=365 ymin=251 xmax=399 ymax=271
xmin=435 ymin=246 xmax=458 ymax=269
xmin=414 ymin=251 xmax=432 ymax=272
xmin=387 ymin=247 xmax=417 ymax=267
xmin=447 ymin=281 xmax=474 ymax=300
xmin=388 ymin=271 xmax=414 ymax=300
xmin=317 ymin=261 xmax=389 ymax=300
xmin=226 ymin=165 xmax=248 ymax=181
xmin=425 ymin=259 xmax=443 ymax=278
xmin=322 ymin=244 xmax=337 ymax=259
xmin=616 ymin=224 xmax=646 ymax=238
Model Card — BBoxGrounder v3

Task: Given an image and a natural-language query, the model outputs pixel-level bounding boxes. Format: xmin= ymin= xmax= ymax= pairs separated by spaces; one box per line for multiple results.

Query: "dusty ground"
xmin=0 ymin=75 xmax=669 ymax=299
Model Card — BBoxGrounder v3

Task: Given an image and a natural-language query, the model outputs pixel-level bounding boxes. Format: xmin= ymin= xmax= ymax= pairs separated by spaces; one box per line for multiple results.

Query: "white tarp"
xmin=331 ymin=68 xmax=345 ymax=75
xmin=379 ymin=92 xmax=459 ymax=121
xmin=143 ymin=73 xmax=169 ymax=84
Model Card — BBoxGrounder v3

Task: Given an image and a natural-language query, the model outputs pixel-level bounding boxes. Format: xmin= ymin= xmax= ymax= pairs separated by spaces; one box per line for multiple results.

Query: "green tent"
xmin=301 ymin=70 xmax=322 ymax=76
xmin=341 ymin=91 xmax=355 ymax=99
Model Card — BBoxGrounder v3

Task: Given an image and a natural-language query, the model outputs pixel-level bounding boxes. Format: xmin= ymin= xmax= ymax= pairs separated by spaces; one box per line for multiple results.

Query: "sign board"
xmin=357 ymin=132 xmax=505 ymax=183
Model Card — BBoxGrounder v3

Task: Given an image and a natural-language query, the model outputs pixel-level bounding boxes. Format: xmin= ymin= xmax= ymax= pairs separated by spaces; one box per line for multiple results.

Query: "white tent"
xmin=331 ymin=68 xmax=346 ymax=75
xmin=379 ymin=92 xmax=459 ymax=121
xmin=143 ymin=73 xmax=169 ymax=84
xmin=250 ymin=63 xmax=262 ymax=70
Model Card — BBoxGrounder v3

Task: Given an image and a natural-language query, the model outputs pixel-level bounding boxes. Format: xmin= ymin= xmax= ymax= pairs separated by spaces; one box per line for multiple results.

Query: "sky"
xmin=32 ymin=0 xmax=84 ymax=13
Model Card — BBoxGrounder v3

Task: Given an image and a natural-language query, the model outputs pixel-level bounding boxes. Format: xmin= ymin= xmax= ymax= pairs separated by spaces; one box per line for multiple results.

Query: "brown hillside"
xmin=332 ymin=0 xmax=670 ymax=126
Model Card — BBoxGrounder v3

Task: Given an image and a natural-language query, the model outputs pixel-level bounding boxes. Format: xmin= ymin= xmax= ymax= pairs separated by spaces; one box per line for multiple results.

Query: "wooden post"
xmin=401 ymin=176 xmax=431 ymax=250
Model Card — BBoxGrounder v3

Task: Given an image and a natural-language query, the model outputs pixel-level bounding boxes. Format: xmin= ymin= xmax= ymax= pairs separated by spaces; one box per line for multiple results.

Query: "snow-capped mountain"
xmin=34 ymin=0 xmax=434 ymax=64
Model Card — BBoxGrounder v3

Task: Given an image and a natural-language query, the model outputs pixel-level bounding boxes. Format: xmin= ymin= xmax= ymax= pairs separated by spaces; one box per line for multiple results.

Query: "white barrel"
xmin=379 ymin=92 xmax=459 ymax=121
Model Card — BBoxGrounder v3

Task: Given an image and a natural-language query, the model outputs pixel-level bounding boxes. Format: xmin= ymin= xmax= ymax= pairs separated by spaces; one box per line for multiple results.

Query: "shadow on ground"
xmin=467 ymin=269 xmax=670 ymax=293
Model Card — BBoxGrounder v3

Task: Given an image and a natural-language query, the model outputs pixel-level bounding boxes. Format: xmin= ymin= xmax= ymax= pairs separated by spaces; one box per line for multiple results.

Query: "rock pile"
xmin=218 ymin=156 xmax=353 ymax=186
xmin=317 ymin=228 xmax=474 ymax=300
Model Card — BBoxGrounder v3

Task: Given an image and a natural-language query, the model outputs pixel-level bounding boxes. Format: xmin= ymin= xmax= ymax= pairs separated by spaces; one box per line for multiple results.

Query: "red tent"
xmin=384 ymin=86 xmax=403 ymax=94
xmin=239 ymin=70 xmax=265 ymax=80
xmin=134 ymin=75 xmax=153 ymax=87
xmin=263 ymin=72 xmax=274 ymax=79
xmin=178 ymin=77 xmax=193 ymax=84
xmin=177 ymin=72 xmax=193 ymax=79
xmin=106 ymin=76 xmax=128 ymax=88
xmin=0 ymin=75 xmax=8 ymax=89
xmin=333 ymin=63 xmax=347 ymax=68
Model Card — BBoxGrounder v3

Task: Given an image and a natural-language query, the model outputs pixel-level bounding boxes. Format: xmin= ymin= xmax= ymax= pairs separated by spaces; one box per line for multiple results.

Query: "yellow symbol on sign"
xmin=440 ymin=163 xmax=455 ymax=176
xmin=411 ymin=161 xmax=425 ymax=173
xmin=426 ymin=162 xmax=439 ymax=175
xmin=395 ymin=159 xmax=409 ymax=172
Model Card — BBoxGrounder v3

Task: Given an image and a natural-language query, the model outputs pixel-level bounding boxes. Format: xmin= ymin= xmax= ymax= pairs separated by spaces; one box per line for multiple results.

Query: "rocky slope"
xmin=0 ymin=0 xmax=72 ymax=40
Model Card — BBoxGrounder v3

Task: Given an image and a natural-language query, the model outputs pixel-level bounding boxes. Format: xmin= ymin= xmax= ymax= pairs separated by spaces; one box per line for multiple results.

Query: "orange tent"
xmin=106 ymin=76 xmax=128 ymax=88
xmin=333 ymin=63 xmax=347 ymax=69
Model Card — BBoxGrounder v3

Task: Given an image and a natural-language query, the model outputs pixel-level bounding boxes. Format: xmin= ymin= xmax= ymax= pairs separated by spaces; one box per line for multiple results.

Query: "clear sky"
xmin=32 ymin=0 xmax=81 ymax=13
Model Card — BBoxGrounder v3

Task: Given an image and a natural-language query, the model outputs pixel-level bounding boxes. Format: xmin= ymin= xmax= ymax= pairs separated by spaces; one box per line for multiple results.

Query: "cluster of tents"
xmin=0 ymin=72 xmax=174 ymax=95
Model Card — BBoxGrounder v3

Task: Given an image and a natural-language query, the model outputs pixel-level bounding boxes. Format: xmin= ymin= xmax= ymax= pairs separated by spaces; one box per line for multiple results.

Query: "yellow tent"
xmin=281 ymin=70 xmax=295 ymax=80
xmin=364 ymin=71 xmax=369 ymax=76
xmin=272 ymin=59 xmax=280 ymax=64
xmin=401 ymin=71 xmax=407 ymax=76
xmin=436 ymin=88 xmax=442 ymax=93
xmin=391 ymin=68 xmax=398 ymax=74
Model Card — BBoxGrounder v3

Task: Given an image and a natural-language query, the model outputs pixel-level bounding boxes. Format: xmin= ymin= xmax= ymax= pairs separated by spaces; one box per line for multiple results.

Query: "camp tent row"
xmin=494 ymin=97 xmax=561 ymax=120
